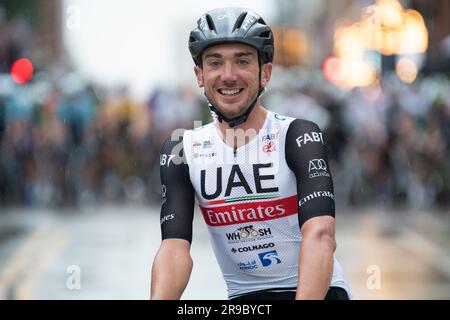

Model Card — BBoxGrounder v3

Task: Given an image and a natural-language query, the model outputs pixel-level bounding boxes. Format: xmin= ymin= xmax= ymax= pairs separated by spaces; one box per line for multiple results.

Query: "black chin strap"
xmin=207 ymin=86 xmax=264 ymax=128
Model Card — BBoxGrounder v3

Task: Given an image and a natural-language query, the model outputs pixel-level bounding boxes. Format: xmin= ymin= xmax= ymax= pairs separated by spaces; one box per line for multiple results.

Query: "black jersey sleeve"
xmin=159 ymin=134 xmax=195 ymax=243
xmin=285 ymin=119 xmax=335 ymax=228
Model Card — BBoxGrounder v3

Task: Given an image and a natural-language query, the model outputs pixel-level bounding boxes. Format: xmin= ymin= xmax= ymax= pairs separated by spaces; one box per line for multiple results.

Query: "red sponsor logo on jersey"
xmin=263 ymin=141 xmax=276 ymax=153
xmin=199 ymin=195 xmax=298 ymax=226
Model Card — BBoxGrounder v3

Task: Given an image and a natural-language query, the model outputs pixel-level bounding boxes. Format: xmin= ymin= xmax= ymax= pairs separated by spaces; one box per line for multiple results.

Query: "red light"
xmin=10 ymin=58 xmax=34 ymax=84
xmin=322 ymin=56 xmax=344 ymax=84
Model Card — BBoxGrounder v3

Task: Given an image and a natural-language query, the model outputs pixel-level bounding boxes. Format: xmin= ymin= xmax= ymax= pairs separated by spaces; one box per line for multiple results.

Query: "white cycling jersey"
xmin=160 ymin=110 xmax=352 ymax=299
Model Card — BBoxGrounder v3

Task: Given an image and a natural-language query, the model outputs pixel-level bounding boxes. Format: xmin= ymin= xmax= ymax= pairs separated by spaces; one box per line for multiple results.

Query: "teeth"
xmin=220 ymin=89 xmax=240 ymax=95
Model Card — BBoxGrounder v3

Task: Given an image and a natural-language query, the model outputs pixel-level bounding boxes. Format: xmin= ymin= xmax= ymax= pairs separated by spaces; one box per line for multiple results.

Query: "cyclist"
xmin=151 ymin=7 xmax=352 ymax=300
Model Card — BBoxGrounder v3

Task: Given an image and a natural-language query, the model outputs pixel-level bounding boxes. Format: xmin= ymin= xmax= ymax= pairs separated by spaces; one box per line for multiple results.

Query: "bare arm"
xmin=151 ymin=239 xmax=193 ymax=300
xmin=285 ymin=119 xmax=337 ymax=300
xmin=296 ymin=216 xmax=336 ymax=300
xmin=150 ymin=134 xmax=195 ymax=299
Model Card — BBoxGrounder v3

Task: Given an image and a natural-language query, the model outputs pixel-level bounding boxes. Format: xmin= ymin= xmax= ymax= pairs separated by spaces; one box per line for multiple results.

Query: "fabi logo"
xmin=262 ymin=131 xmax=280 ymax=142
xmin=296 ymin=132 xmax=323 ymax=148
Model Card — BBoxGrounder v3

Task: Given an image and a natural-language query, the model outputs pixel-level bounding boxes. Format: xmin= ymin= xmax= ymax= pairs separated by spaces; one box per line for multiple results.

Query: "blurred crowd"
xmin=1 ymin=68 xmax=449 ymax=210
xmin=0 ymin=72 xmax=204 ymax=208
xmin=266 ymin=68 xmax=450 ymax=209
xmin=0 ymin=8 xmax=449 ymax=211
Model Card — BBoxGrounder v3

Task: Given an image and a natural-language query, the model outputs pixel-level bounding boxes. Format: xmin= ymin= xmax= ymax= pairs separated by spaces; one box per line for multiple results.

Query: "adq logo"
xmin=308 ymin=159 xmax=327 ymax=171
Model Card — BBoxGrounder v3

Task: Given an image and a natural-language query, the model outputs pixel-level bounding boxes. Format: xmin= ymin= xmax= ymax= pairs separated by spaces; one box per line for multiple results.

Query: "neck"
xmin=215 ymin=102 xmax=267 ymax=149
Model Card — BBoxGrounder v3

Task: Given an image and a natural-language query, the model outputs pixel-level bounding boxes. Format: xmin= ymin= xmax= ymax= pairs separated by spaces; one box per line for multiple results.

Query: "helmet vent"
xmin=232 ymin=12 xmax=248 ymax=32
xmin=205 ymin=14 xmax=216 ymax=32
xmin=259 ymin=31 xmax=271 ymax=39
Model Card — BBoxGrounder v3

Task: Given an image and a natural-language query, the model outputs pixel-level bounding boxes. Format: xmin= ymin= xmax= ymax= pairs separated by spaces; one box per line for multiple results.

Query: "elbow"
xmin=303 ymin=217 xmax=337 ymax=253
xmin=312 ymin=226 xmax=336 ymax=253
xmin=319 ymin=231 xmax=336 ymax=253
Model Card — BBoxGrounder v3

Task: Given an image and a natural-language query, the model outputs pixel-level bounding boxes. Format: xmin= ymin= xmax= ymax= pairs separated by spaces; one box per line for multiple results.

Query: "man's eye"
xmin=208 ymin=61 xmax=221 ymax=67
xmin=238 ymin=60 xmax=249 ymax=65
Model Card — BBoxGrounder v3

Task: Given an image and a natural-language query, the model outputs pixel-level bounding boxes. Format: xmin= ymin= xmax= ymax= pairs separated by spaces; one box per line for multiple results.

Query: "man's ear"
xmin=260 ymin=63 xmax=272 ymax=88
xmin=194 ymin=66 xmax=204 ymax=88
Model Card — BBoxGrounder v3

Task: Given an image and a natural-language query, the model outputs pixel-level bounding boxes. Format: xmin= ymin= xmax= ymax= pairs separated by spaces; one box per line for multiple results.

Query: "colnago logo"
xmin=226 ymin=225 xmax=272 ymax=242
xmin=298 ymin=191 xmax=334 ymax=207
xmin=160 ymin=213 xmax=175 ymax=225
xmin=231 ymin=242 xmax=275 ymax=253
xmin=296 ymin=132 xmax=323 ymax=148
xmin=200 ymin=195 xmax=298 ymax=226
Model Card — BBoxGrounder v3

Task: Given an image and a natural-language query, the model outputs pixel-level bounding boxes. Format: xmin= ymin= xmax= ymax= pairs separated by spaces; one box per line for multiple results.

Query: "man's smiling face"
xmin=194 ymin=43 xmax=263 ymax=119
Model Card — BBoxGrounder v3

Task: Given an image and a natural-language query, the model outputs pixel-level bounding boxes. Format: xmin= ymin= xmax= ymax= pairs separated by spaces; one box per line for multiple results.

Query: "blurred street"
xmin=0 ymin=205 xmax=448 ymax=300
xmin=0 ymin=0 xmax=449 ymax=301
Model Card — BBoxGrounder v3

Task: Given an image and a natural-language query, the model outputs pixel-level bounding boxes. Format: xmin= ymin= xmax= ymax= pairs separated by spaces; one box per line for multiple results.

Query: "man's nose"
xmin=220 ymin=61 xmax=238 ymax=83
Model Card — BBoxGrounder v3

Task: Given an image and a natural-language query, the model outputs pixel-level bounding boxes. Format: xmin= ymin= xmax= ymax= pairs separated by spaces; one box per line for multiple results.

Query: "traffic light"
xmin=10 ymin=58 xmax=34 ymax=84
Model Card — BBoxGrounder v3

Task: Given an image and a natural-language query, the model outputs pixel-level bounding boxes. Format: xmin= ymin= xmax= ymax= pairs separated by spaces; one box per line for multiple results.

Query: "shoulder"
xmin=266 ymin=111 xmax=321 ymax=133
xmin=184 ymin=123 xmax=216 ymax=150
xmin=160 ymin=130 xmax=189 ymax=167
xmin=267 ymin=111 xmax=296 ymax=125
xmin=182 ymin=122 xmax=216 ymax=141
xmin=190 ymin=122 xmax=216 ymax=134
xmin=287 ymin=118 xmax=322 ymax=133
xmin=160 ymin=121 xmax=215 ymax=150
xmin=161 ymin=123 xmax=216 ymax=163
xmin=285 ymin=118 xmax=327 ymax=165
xmin=285 ymin=118 xmax=324 ymax=144
xmin=160 ymin=132 xmax=184 ymax=154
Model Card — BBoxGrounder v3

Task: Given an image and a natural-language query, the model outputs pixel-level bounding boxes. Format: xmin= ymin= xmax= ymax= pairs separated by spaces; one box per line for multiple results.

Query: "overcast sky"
xmin=62 ymin=0 xmax=276 ymax=100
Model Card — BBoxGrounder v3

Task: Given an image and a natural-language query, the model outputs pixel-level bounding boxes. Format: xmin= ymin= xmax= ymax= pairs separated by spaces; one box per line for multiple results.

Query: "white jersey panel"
xmin=183 ymin=111 xmax=351 ymax=298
